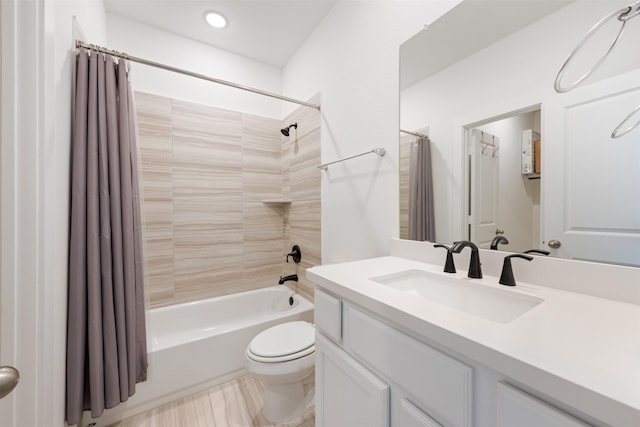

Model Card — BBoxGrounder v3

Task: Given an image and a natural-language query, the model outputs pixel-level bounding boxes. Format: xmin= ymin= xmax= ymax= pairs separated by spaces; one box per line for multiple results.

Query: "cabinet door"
xmin=398 ymin=399 xmax=443 ymax=427
xmin=316 ymin=333 xmax=390 ymax=427
xmin=343 ymin=304 xmax=472 ymax=427
xmin=497 ymin=382 xmax=590 ymax=427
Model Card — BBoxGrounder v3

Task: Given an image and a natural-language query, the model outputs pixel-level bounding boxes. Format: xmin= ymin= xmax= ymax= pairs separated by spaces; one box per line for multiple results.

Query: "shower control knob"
xmin=286 ymin=245 xmax=302 ymax=263
xmin=548 ymin=239 xmax=562 ymax=249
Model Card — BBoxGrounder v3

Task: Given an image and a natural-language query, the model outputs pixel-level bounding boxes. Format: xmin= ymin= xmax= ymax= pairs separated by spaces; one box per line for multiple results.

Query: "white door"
xmin=1 ymin=0 xmax=45 ymax=424
xmin=543 ymin=69 xmax=640 ymax=265
xmin=0 ymin=0 xmax=17 ymax=422
xmin=0 ymin=191 xmax=18 ymax=421
xmin=469 ymin=129 xmax=501 ymax=248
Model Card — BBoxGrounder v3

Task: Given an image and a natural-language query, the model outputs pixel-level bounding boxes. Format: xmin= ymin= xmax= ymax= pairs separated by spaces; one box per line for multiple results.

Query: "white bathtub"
xmin=85 ymin=286 xmax=314 ymax=426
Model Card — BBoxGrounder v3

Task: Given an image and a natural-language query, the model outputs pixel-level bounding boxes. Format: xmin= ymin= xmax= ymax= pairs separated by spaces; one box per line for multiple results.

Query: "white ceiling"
xmin=400 ymin=0 xmax=574 ymax=90
xmin=103 ymin=0 xmax=337 ymax=68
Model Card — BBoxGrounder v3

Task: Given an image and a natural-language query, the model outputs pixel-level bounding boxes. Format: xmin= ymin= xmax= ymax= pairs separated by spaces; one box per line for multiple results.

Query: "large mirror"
xmin=400 ymin=0 xmax=640 ymax=266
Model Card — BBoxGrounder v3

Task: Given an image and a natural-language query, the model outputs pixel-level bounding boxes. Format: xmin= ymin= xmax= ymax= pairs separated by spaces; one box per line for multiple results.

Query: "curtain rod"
xmin=75 ymin=40 xmax=321 ymax=111
xmin=400 ymin=129 xmax=428 ymax=138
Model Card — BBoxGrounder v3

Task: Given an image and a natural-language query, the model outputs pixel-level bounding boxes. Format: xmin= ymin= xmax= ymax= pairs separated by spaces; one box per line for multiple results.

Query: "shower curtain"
xmin=66 ymin=49 xmax=147 ymax=425
xmin=408 ymin=136 xmax=436 ymax=241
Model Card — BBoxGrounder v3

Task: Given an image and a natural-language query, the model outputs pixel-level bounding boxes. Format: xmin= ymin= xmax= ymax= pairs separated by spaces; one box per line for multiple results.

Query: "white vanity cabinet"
xmin=315 ymin=289 xmax=389 ymax=427
xmin=314 ymin=288 xmax=597 ymax=427
xmin=314 ymin=289 xmax=471 ymax=427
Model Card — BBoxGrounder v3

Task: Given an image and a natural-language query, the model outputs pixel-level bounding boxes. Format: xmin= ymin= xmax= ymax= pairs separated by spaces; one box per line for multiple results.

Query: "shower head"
xmin=281 ymin=123 xmax=297 ymax=137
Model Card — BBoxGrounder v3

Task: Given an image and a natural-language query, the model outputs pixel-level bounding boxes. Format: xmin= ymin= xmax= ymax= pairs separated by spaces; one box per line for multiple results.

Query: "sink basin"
xmin=370 ymin=269 xmax=543 ymax=323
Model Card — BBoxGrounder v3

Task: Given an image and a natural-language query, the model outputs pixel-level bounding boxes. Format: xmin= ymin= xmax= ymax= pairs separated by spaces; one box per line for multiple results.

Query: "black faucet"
xmin=499 ymin=254 xmax=533 ymax=286
xmin=433 ymin=244 xmax=456 ymax=273
xmin=490 ymin=235 xmax=509 ymax=250
xmin=279 ymin=274 xmax=298 ymax=284
xmin=523 ymin=249 xmax=550 ymax=256
xmin=450 ymin=241 xmax=482 ymax=279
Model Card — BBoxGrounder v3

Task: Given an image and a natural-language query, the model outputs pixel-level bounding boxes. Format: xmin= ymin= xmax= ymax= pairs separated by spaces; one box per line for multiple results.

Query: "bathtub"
xmin=85 ymin=286 xmax=313 ymax=426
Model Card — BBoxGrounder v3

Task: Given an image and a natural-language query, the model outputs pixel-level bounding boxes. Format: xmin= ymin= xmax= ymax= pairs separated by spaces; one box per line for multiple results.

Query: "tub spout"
xmin=279 ymin=274 xmax=298 ymax=285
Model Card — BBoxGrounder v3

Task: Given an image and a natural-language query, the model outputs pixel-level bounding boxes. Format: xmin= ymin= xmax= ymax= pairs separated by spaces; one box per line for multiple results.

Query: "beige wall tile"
xmin=173 ymin=133 xmax=243 ymax=203
xmin=280 ymin=96 xmax=322 ymax=303
xmin=243 ymin=147 xmax=282 ymax=176
xmin=243 ymin=202 xmax=285 ymax=286
xmin=242 ymin=172 xmax=282 ymax=201
xmin=136 ymin=92 xmax=175 ymax=309
xmin=136 ymin=91 xmax=321 ymax=307
xmin=172 ymin=99 xmax=242 ymax=138
xmin=288 ymin=132 xmax=321 ymax=201
xmin=173 ymin=201 xmax=244 ymax=303
xmin=135 ymin=92 xmax=172 ymax=134
xmin=283 ymin=200 xmax=321 ymax=300
xmin=242 ymin=115 xmax=282 ymax=201
xmin=399 ymin=135 xmax=412 ymax=240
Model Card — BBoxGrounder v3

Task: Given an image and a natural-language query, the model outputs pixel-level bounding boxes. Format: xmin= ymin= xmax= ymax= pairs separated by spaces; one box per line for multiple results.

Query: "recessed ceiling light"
xmin=204 ymin=11 xmax=227 ymax=29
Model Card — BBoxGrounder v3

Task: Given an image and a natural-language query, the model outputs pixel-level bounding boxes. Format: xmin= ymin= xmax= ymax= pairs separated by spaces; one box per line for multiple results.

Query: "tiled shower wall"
xmin=281 ymin=94 xmax=321 ymax=301
xmin=135 ymin=92 xmax=320 ymax=308
xmin=399 ymin=134 xmax=411 ymax=240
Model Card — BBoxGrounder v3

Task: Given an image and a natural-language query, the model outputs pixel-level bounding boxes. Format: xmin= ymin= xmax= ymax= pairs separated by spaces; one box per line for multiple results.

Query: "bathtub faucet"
xmin=278 ymin=274 xmax=298 ymax=284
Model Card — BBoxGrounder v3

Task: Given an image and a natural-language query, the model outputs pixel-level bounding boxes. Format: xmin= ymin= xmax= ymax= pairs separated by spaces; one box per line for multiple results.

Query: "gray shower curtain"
xmin=66 ymin=49 xmax=147 ymax=426
xmin=408 ymin=136 xmax=436 ymax=241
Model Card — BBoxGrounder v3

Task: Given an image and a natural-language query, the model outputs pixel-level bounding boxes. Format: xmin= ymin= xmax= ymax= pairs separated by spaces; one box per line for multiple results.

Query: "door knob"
xmin=0 ymin=366 xmax=19 ymax=399
xmin=548 ymin=239 xmax=562 ymax=249
xmin=495 ymin=229 xmax=504 ymax=235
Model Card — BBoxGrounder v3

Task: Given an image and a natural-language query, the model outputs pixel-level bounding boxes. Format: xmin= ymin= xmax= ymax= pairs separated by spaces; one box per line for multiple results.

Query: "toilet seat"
xmin=248 ymin=321 xmax=315 ymax=363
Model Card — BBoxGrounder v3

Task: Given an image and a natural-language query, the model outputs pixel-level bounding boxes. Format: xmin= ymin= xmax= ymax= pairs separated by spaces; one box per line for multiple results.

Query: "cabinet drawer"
xmin=497 ymin=382 xmax=590 ymax=427
xmin=315 ymin=289 xmax=342 ymax=342
xmin=343 ymin=304 xmax=472 ymax=427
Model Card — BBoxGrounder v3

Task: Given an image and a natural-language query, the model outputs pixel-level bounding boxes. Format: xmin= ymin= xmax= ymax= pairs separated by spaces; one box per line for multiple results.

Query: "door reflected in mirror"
xmin=466 ymin=109 xmax=541 ymax=252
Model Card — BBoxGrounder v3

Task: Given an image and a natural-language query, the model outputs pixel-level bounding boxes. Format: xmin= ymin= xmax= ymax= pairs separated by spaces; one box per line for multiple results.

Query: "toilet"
xmin=245 ymin=321 xmax=315 ymax=423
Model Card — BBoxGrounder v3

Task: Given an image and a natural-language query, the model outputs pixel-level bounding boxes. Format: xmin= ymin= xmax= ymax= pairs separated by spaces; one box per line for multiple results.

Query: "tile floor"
xmin=109 ymin=375 xmax=315 ymax=427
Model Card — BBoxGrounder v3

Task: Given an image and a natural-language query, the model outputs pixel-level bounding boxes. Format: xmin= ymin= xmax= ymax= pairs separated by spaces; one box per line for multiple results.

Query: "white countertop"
xmin=307 ymin=255 xmax=640 ymax=427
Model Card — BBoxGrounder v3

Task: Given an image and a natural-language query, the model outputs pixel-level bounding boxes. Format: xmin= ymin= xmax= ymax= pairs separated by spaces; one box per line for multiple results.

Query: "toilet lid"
xmin=249 ymin=321 xmax=315 ymax=358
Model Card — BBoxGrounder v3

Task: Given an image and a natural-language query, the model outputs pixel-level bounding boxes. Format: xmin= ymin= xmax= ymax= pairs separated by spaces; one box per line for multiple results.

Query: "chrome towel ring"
xmin=611 ymin=103 xmax=640 ymax=138
xmin=554 ymin=1 xmax=640 ymax=93
xmin=554 ymin=1 xmax=640 ymax=139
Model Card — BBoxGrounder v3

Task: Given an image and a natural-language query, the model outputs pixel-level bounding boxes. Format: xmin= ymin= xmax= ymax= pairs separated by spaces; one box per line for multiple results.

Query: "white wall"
xmin=282 ymin=0 xmax=461 ymax=263
xmin=401 ymin=0 xmax=640 ymax=243
xmin=106 ymin=14 xmax=284 ymax=119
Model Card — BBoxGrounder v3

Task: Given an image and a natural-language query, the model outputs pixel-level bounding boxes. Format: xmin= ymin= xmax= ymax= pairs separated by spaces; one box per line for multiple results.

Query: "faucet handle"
xmin=286 ymin=245 xmax=302 ymax=263
xmin=434 ymin=244 xmax=456 ymax=273
xmin=499 ymin=254 xmax=533 ymax=287
xmin=523 ymin=249 xmax=550 ymax=256
xmin=490 ymin=235 xmax=509 ymax=250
